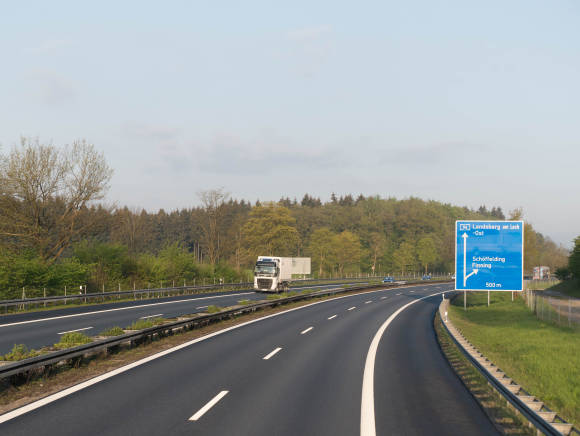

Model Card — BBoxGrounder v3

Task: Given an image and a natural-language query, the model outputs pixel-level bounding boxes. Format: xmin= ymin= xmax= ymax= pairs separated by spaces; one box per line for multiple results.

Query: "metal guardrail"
xmin=0 ymin=276 xmax=452 ymax=310
xmin=0 ymin=282 xmax=252 ymax=306
xmin=1 ymin=281 xmax=415 ymax=380
xmin=439 ymin=296 xmax=579 ymax=436
xmin=0 ymin=277 xmax=384 ymax=310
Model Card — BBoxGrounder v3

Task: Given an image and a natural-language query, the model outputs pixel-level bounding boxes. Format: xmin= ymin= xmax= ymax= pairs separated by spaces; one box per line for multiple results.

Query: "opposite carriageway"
xmin=0 ymin=281 xmax=360 ymax=354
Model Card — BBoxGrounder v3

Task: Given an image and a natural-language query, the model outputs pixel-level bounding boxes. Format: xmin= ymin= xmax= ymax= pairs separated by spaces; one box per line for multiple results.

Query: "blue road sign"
xmin=455 ymin=220 xmax=524 ymax=291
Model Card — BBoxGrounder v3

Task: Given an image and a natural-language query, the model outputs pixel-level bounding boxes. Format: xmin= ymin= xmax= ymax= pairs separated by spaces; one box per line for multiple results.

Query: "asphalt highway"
xmin=0 ymin=283 xmax=498 ymax=435
xmin=0 ymin=284 xmax=347 ymax=354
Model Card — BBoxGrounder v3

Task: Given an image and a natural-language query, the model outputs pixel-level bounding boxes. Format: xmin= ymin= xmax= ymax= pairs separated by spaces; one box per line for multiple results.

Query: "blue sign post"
xmin=455 ymin=221 xmax=524 ymax=291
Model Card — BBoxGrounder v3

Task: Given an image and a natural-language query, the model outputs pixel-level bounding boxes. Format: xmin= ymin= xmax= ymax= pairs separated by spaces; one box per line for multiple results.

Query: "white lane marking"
xmin=380 ymin=297 xmax=387 ymax=300
xmin=328 ymin=315 xmax=337 ymax=320
xmin=348 ymin=306 xmax=356 ymax=311
xmin=396 ymin=293 xmax=402 ymax=295
xmin=0 ymin=292 xmax=255 ymax=328
xmin=0 ymin=283 xmax=440 ymax=425
xmin=263 ymin=347 xmax=282 ymax=360
xmin=57 ymin=327 xmax=92 ymax=335
xmin=410 ymin=291 xmax=414 ymax=293
xmin=365 ymin=301 xmax=372 ymax=304
xmin=360 ymin=291 xmax=444 ymax=436
xmin=300 ymin=327 xmax=313 ymax=335
xmin=139 ymin=313 xmax=163 ymax=319
xmin=196 ymin=306 xmax=208 ymax=309
xmin=189 ymin=391 xmax=229 ymax=421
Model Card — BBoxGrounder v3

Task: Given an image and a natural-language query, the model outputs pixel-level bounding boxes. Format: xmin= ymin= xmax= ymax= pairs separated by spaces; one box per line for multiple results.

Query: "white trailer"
xmin=253 ymin=256 xmax=311 ymax=292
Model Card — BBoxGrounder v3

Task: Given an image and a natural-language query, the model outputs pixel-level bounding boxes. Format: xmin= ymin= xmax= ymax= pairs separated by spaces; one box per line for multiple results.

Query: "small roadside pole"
xmin=44 ymin=288 xmax=46 ymax=307
xmin=512 ymin=291 xmax=514 ymax=302
xmin=65 ymin=285 xmax=67 ymax=305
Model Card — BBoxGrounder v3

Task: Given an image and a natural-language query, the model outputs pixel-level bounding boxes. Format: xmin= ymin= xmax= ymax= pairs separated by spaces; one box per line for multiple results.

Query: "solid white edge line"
xmin=0 ymin=293 xmax=255 ymax=328
xmin=0 ymin=283 xmax=443 ymax=425
xmin=57 ymin=327 xmax=93 ymax=335
xmin=263 ymin=347 xmax=282 ymax=360
xmin=328 ymin=315 xmax=337 ymax=320
xmin=348 ymin=306 xmax=356 ymax=311
xmin=189 ymin=390 xmax=229 ymax=421
xmin=139 ymin=314 xmax=163 ymax=319
xmin=300 ymin=327 xmax=313 ymax=335
xmin=360 ymin=291 xmax=444 ymax=436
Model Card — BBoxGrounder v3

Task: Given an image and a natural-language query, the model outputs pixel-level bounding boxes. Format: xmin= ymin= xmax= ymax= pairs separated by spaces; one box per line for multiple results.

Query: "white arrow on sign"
xmin=462 ymin=233 xmax=479 ymax=287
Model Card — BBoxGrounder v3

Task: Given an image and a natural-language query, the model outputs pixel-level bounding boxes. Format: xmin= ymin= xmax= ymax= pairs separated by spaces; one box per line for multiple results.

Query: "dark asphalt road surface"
xmin=0 ymin=283 xmax=498 ymax=436
xmin=0 ymin=284 xmax=345 ymax=354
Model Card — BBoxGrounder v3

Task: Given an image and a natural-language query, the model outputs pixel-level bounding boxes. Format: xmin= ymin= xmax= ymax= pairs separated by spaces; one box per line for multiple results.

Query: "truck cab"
xmin=253 ymin=256 xmax=310 ymax=292
xmin=254 ymin=259 xmax=282 ymax=292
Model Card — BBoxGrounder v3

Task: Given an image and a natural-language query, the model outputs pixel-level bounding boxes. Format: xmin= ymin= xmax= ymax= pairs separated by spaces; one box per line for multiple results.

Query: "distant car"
xmin=382 ymin=276 xmax=394 ymax=283
xmin=451 ymin=274 xmax=456 ymax=279
xmin=422 ymin=274 xmax=431 ymax=280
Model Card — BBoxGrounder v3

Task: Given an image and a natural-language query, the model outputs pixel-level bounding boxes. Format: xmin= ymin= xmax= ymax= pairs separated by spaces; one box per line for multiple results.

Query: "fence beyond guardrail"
xmin=523 ymin=290 xmax=580 ymax=329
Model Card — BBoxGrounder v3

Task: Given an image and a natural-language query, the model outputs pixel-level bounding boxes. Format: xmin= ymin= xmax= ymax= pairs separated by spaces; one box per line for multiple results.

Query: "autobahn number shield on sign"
xmin=455 ymin=221 xmax=524 ymax=291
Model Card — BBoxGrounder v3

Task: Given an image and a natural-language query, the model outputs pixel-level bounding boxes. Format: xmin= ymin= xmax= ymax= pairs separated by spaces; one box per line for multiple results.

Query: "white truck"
xmin=253 ymin=256 xmax=311 ymax=292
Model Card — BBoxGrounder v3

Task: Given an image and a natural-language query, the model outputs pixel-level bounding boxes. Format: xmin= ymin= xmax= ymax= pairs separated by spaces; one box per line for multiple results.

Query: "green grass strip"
xmin=449 ymin=291 xmax=580 ymax=426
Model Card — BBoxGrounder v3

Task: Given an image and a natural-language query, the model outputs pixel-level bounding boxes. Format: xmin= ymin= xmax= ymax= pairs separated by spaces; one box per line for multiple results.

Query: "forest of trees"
xmin=0 ymin=140 xmax=571 ymax=299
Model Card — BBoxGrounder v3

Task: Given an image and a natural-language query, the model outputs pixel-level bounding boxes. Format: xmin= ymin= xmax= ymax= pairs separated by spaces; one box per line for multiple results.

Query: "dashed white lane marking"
xmin=263 ymin=347 xmax=282 ymax=360
xmin=361 ymin=291 xmax=445 ymax=436
xmin=0 ymin=284 xmax=442 ymax=425
xmin=396 ymin=293 xmax=402 ymax=295
xmin=348 ymin=306 xmax=356 ymax=311
xmin=380 ymin=297 xmax=387 ymax=300
xmin=196 ymin=306 xmax=208 ymax=309
xmin=0 ymin=292 xmax=255 ymax=328
xmin=328 ymin=315 xmax=337 ymax=320
xmin=139 ymin=313 xmax=163 ymax=319
xmin=365 ymin=301 xmax=372 ymax=304
xmin=57 ymin=327 xmax=93 ymax=335
xmin=189 ymin=391 xmax=229 ymax=421
xmin=301 ymin=327 xmax=313 ymax=335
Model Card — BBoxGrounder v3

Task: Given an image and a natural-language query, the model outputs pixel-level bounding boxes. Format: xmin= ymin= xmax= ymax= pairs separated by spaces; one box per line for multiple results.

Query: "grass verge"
xmin=449 ymin=291 xmax=580 ymax=426
xmin=2 ymin=345 xmax=41 ymax=362
xmin=434 ymin=312 xmax=534 ymax=435
xmin=99 ymin=326 xmax=125 ymax=337
xmin=53 ymin=332 xmax=93 ymax=350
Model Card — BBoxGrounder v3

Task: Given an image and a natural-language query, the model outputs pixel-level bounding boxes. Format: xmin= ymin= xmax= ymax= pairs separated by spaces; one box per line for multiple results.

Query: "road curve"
xmin=0 ymin=283 xmax=498 ymax=435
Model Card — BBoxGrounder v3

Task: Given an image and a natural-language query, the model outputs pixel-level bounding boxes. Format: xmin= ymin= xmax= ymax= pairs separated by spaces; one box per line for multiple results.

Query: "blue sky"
xmin=1 ymin=1 xmax=579 ymax=247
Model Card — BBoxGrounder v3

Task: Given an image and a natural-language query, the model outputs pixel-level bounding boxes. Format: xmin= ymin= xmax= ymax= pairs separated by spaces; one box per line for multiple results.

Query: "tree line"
xmin=555 ymin=236 xmax=580 ymax=281
xmin=0 ymin=139 xmax=570 ymax=298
